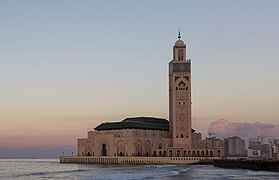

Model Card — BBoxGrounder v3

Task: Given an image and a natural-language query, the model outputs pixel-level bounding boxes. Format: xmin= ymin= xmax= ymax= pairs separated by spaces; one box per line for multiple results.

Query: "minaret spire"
xmin=178 ymin=30 xmax=181 ymax=39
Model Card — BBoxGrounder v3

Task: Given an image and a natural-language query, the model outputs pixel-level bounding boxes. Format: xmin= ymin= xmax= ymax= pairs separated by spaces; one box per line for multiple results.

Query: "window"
xmin=178 ymin=49 xmax=183 ymax=61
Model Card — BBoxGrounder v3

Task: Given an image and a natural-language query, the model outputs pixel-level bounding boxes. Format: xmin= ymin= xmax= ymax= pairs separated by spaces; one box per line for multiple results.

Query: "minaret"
xmin=169 ymin=32 xmax=192 ymax=149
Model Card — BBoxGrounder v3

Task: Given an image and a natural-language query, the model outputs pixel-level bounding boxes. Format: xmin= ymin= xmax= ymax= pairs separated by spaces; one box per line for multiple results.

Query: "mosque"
xmin=77 ymin=33 xmax=224 ymax=158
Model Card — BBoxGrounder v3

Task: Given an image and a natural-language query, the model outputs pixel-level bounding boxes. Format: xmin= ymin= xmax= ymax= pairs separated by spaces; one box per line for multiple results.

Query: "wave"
xmin=88 ymin=164 xmax=190 ymax=180
xmin=143 ymin=164 xmax=177 ymax=168
xmin=14 ymin=169 xmax=87 ymax=178
xmin=91 ymin=170 xmax=181 ymax=180
xmin=2 ymin=160 xmax=189 ymax=180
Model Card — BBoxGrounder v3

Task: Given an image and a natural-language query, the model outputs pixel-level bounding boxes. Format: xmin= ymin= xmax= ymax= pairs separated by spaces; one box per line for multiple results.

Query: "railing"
xmin=60 ymin=156 xmax=221 ymax=164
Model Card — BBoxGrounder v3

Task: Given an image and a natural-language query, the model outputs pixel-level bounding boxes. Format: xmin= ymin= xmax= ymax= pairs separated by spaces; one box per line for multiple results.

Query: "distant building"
xmin=248 ymin=137 xmax=262 ymax=148
xmin=248 ymin=137 xmax=273 ymax=159
xmin=224 ymin=136 xmax=246 ymax=157
xmin=77 ymin=33 xmax=224 ymax=158
xmin=269 ymin=139 xmax=279 ymax=159
xmin=247 ymin=149 xmax=261 ymax=158
xmin=192 ymin=133 xmax=224 ymax=156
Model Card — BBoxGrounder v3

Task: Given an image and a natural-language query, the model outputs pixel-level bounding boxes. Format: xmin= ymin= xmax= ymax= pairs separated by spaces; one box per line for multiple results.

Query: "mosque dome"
xmin=175 ymin=39 xmax=184 ymax=46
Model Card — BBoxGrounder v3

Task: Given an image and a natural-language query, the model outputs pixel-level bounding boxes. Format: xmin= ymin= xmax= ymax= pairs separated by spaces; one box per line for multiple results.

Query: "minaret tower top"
xmin=173 ymin=32 xmax=187 ymax=62
xmin=174 ymin=31 xmax=185 ymax=47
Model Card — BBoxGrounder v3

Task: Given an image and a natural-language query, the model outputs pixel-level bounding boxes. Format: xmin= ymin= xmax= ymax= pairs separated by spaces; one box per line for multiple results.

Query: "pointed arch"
xmin=178 ymin=81 xmax=185 ymax=87
xmin=136 ymin=140 xmax=142 ymax=156
xmin=117 ymin=140 xmax=125 ymax=156
xmin=85 ymin=141 xmax=92 ymax=156
xmin=144 ymin=140 xmax=151 ymax=156
xmin=98 ymin=138 xmax=110 ymax=156
xmin=157 ymin=139 xmax=165 ymax=149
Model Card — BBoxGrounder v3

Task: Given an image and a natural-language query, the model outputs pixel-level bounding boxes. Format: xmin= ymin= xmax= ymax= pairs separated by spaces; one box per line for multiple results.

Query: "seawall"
xmin=214 ymin=159 xmax=279 ymax=172
xmin=60 ymin=156 xmax=221 ymax=164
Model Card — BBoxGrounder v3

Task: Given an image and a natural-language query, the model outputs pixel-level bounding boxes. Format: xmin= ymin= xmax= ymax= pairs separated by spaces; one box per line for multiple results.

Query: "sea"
xmin=0 ymin=159 xmax=278 ymax=179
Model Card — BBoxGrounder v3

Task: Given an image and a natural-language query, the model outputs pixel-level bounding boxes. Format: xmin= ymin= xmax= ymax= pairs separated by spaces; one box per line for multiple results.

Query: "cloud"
xmin=208 ymin=119 xmax=279 ymax=139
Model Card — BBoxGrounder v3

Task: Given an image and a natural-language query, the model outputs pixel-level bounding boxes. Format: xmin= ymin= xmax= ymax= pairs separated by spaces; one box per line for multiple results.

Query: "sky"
xmin=0 ymin=0 xmax=279 ymax=158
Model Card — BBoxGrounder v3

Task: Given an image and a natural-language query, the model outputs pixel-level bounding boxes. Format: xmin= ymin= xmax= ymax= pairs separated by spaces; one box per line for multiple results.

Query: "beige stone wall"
xmin=78 ymin=129 xmax=172 ymax=157
xmin=192 ymin=132 xmax=202 ymax=149
xmin=78 ymin=129 xmax=224 ymax=158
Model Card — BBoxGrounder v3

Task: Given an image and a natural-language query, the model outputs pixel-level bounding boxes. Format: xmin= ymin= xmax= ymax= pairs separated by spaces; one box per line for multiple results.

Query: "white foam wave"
xmin=143 ymin=164 xmax=177 ymax=168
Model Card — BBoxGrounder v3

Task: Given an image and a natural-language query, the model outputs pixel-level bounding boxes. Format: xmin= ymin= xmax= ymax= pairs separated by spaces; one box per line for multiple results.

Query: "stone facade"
xmin=77 ymin=33 xmax=224 ymax=158
xmin=78 ymin=129 xmax=171 ymax=157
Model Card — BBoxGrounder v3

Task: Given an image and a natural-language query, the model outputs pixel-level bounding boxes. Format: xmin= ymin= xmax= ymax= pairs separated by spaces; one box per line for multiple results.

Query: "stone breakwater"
xmin=214 ymin=159 xmax=279 ymax=172
xmin=60 ymin=156 xmax=220 ymax=165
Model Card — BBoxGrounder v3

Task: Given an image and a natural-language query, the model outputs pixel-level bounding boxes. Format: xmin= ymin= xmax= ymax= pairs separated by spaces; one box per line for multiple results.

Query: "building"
xmin=77 ymin=32 xmax=224 ymax=158
xmin=248 ymin=137 xmax=273 ymax=159
xmin=269 ymin=139 xmax=279 ymax=159
xmin=224 ymin=136 xmax=246 ymax=157
xmin=247 ymin=149 xmax=261 ymax=158
xmin=192 ymin=133 xmax=224 ymax=157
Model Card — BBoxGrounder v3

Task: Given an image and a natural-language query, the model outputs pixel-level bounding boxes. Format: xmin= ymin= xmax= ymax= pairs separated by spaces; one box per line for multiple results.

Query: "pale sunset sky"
xmin=1 ymin=1 xmax=279 ymax=158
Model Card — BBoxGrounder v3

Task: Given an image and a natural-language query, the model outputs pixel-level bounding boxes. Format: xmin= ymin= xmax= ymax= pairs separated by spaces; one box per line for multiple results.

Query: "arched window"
xmin=136 ymin=140 xmax=142 ymax=156
xmin=144 ymin=140 xmax=151 ymax=157
xmin=117 ymin=140 xmax=125 ymax=156
xmin=85 ymin=142 xmax=92 ymax=157
xmin=177 ymin=150 xmax=180 ymax=157
xmin=169 ymin=150 xmax=173 ymax=157
xmin=217 ymin=150 xmax=221 ymax=157
xmin=192 ymin=151 xmax=196 ymax=156
xmin=201 ymin=151 xmax=204 ymax=157
xmin=178 ymin=81 xmax=185 ymax=88
xmin=101 ymin=144 xmax=107 ymax=156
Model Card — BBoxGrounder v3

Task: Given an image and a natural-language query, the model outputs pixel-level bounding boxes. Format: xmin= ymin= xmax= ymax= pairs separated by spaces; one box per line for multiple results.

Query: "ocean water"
xmin=0 ymin=159 xmax=278 ymax=179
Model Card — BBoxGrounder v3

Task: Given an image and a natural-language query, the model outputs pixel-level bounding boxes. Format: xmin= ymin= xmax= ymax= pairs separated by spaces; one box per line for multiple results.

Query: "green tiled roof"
xmin=94 ymin=117 xmax=195 ymax=132
xmin=94 ymin=117 xmax=169 ymax=131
